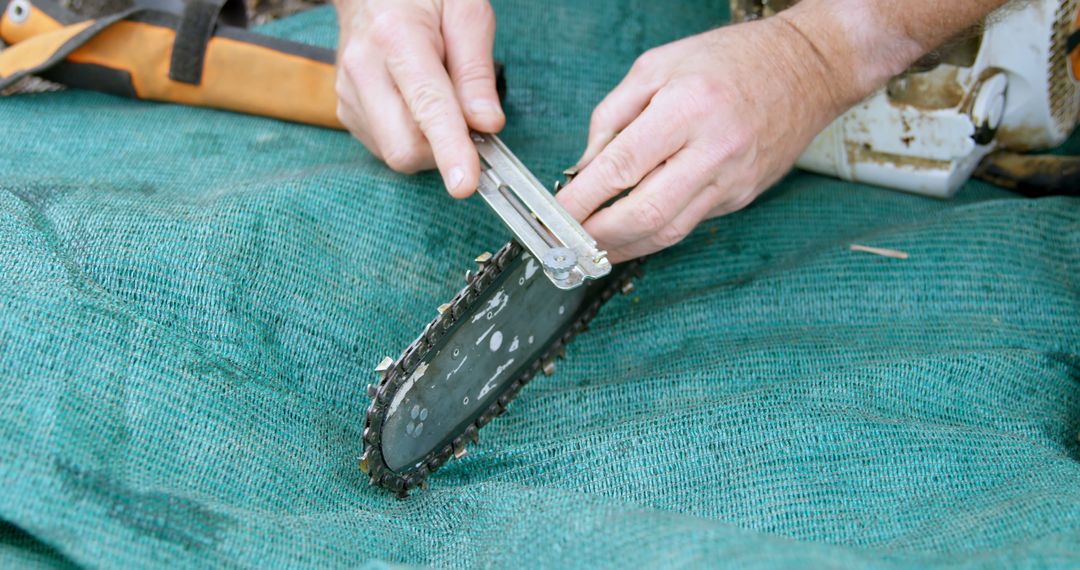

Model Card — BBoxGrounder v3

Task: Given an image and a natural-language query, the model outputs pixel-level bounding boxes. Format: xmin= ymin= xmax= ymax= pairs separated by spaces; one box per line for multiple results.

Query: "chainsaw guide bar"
xmin=360 ymin=239 xmax=641 ymax=497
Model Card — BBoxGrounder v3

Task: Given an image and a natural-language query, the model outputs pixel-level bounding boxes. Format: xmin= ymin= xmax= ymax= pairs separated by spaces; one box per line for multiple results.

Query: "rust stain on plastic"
xmin=887 ymin=67 xmax=965 ymax=110
xmin=847 ymin=143 xmax=951 ymax=171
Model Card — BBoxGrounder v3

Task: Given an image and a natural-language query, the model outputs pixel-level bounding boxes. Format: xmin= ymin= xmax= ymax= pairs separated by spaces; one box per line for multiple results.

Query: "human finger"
xmin=335 ymin=68 xmax=381 ymax=157
xmin=603 ymin=180 xmax=719 ymax=262
xmin=556 ymin=96 xmax=687 ymax=221
xmin=443 ymin=0 xmax=504 ymax=133
xmin=577 ymin=51 xmax=665 ymax=166
xmin=348 ymin=62 xmax=435 ymax=172
xmin=386 ymin=29 xmax=479 ymax=197
xmin=603 ymin=164 xmax=760 ymax=262
xmin=581 ymin=146 xmax=713 ymax=249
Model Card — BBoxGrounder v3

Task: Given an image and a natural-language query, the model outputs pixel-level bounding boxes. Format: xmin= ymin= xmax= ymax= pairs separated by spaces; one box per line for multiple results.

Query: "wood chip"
xmin=850 ymin=244 xmax=909 ymax=260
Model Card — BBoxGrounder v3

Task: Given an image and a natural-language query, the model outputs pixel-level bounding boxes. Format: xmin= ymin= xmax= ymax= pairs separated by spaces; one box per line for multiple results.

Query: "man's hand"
xmin=333 ymin=0 xmax=504 ymax=198
xmin=556 ymin=0 xmax=1006 ymax=262
xmin=554 ymin=17 xmax=844 ymax=262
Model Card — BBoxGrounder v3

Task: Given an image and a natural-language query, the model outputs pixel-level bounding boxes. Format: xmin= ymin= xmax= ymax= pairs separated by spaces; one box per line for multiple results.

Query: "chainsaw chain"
xmin=360 ymin=240 xmax=641 ymax=497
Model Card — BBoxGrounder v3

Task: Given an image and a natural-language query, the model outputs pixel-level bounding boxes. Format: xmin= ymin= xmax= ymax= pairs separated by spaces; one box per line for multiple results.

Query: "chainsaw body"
xmin=735 ymin=0 xmax=1080 ymax=197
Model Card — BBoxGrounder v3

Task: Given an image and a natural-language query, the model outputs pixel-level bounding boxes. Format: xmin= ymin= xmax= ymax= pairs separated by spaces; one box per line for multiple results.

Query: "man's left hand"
xmin=555 ymin=17 xmax=850 ymax=262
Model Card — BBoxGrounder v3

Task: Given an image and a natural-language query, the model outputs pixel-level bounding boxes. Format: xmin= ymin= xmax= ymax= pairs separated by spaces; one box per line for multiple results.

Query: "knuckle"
xmin=453 ymin=0 xmax=494 ymax=24
xmin=334 ymin=72 xmax=356 ymax=103
xmin=369 ymin=10 xmax=409 ymax=47
xmin=713 ymin=189 xmax=755 ymax=216
xmin=557 ymin=187 xmax=595 ymax=221
xmin=338 ymin=45 xmax=364 ymax=77
xmin=569 ymin=191 xmax=594 ymax=219
xmin=589 ymin=101 xmax=616 ymax=132
xmin=676 ymin=74 xmax=715 ymax=97
xmin=383 ymin=144 xmax=424 ymax=173
xmin=673 ymin=76 xmax=721 ymax=118
xmin=335 ymin=101 xmax=350 ymax=123
xmin=655 ymin=219 xmax=693 ymax=247
xmin=453 ymin=58 xmax=494 ymax=87
xmin=728 ymin=190 xmax=756 ymax=213
xmin=689 ymin=108 xmax=753 ymax=165
xmin=631 ymin=48 xmax=661 ymax=75
xmin=714 ymin=125 xmax=756 ymax=166
xmin=408 ymin=82 xmax=451 ymax=127
xmin=633 ymin=198 xmax=669 ymax=235
xmin=592 ymin=147 xmax=637 ymax=189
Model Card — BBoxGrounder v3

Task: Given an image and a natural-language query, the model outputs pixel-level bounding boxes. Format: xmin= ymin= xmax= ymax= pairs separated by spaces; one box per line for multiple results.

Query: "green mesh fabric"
xmin=2 ymin=2 xmax=1079 ymax=567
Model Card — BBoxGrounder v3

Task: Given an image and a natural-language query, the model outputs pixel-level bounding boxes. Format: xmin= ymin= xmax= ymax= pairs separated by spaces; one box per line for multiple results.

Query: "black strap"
xmin=1067 ymin=28 xmax=1080 ymax=57
xmin=974 ymin=151 xmax=1080 ymax=197
xmin=168 ymin=0 xmax=226 ymax=85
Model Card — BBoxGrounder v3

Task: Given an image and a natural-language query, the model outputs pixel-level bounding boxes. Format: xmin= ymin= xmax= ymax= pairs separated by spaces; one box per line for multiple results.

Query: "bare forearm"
xmin=555 ymin=0 xmax=1017 ymax=261
xmin=778 ymin=0 xmax=1010 ymax=113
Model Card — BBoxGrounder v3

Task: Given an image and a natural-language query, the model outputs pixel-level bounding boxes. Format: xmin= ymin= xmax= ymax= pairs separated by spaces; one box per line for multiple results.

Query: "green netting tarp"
xmin=2 ymin=1 xmax=1079 ymax=567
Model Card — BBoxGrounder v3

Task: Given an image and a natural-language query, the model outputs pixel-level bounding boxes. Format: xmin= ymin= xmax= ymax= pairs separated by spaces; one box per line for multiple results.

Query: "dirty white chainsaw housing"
xmin=738 ymin=0 xmax=1080 ymax=197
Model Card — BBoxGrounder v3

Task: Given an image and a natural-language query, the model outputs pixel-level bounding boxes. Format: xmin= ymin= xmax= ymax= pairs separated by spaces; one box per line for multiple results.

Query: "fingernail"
xmin=446 ymin=166 xmax=465 ymax=193
xmin=468 ymin=99 xmax=503 ymax=118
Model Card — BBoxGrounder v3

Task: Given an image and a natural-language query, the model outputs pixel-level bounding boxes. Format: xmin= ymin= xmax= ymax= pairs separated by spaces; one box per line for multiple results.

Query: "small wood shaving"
xmin=850 ymin=244 xmax=909 ymax=259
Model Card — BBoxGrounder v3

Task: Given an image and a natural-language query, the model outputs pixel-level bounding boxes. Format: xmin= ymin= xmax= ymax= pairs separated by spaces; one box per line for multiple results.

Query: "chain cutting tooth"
xmin=464 ymin=425 xmax=479 ymax=444
xmin=359 ymin=451 xmax=371 ymax=474
xmin=362 ymin=426 xmax=379 ymax=445
xmin=428 ymin=454 xmax=446 ymax=470
xmin=621 ymin=281 xmax=636 ymax=295
xmin=453 ymin=440 xmax=468 ymax=459
xmin=374 ymin=356 xmax=394 ymax=377
xmin=543 ymin=360 xmax=557 ymax=376
xmin=437 ymin=303 xmax=451 ymax=315
xmin=475 ymin=252 xmax=493 ymax=266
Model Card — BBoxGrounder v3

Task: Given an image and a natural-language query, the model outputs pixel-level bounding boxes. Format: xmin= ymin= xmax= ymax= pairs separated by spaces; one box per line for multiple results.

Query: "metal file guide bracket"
xmin=470 ymin=131 xmax=611 ymax=289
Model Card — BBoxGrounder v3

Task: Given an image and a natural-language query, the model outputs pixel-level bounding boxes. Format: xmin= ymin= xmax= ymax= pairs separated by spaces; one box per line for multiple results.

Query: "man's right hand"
xmin=333 ymin=0 xmax=504 ymax=198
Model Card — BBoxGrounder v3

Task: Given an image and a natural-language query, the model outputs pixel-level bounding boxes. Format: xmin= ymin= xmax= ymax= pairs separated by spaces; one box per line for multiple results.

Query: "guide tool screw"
xmin=542 ymin=247 xmax=577 ymax=281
